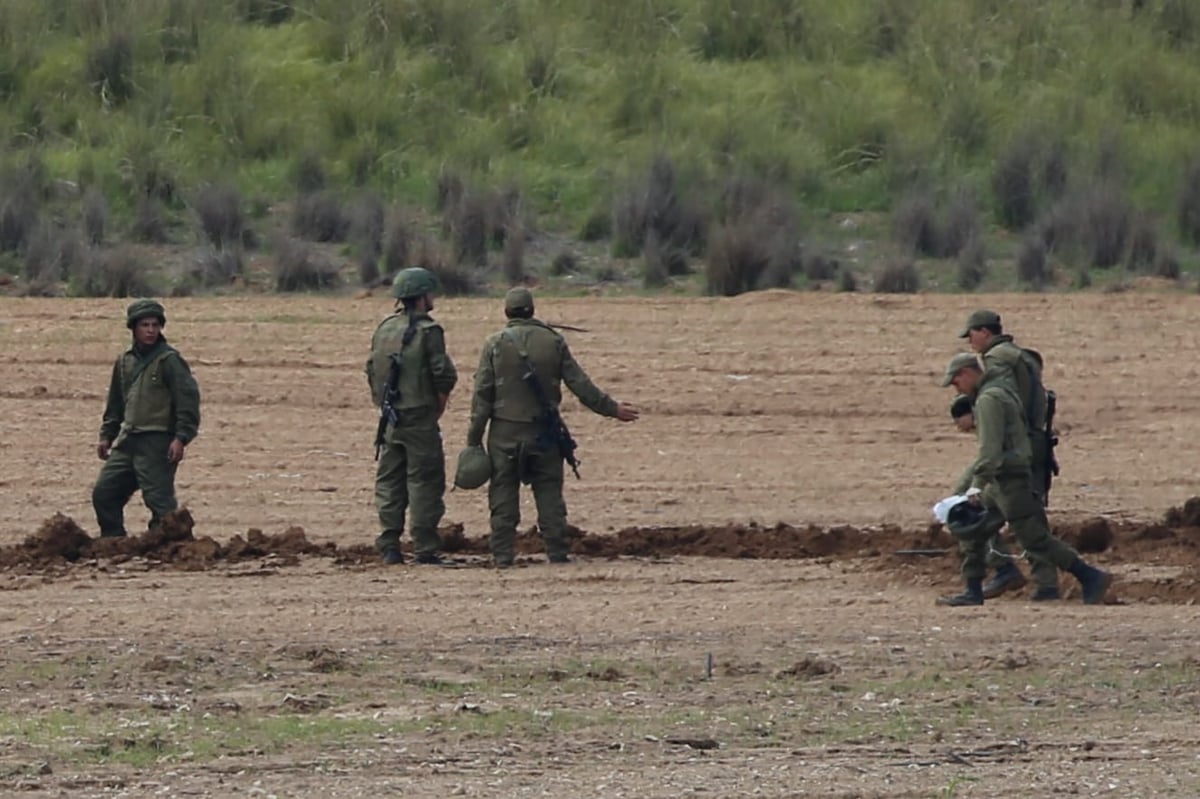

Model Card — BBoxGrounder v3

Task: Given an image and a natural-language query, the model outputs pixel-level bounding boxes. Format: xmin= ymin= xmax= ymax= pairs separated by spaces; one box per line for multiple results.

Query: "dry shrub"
xmin=704 ymin=173 xmax=802 ymax=295
xmin=442 ymin=184 xmax=520 ymax=267
xmin=838 ymin=268 xmax=858 ymax=292
xmin=1126 ymin=215 xmax=1159 ymax=272
xmin=550 ymin=250 xmax=578 ymax=275
xmin=73 ymin=246 xmax=157 ymax=297
xmin=642 ymin=233 xmax=670 ymax=288
xmin=413 ymin=237 xmax=476 ymax=296
xmin=194 ymin=184 xmax=245 ymax=249
xmin=350 ymin=192 xmax=385 ymax=286
xmin=579 ymin=208 xmax=612 ymax=242
xmin=992 ymin=134 xmax=1037 ymax=230
xmin=893 ymin=193 xmax=939 ymax=255
xmin=612 ymin=154 xmax=707 ymax=259
xmin=435 ymin=169 xmax=465 ymax=213
xmin=131 ymin=195 xmax=169 ymax=244
xmin=24 ymin=225 xmax=88 ymax=286
xmin=893 ymin=189 xmax=978 ymax=258
xmin=81 ymin=188 xmax=108 ymax=245
xmin=802 ymin=251 xmax=840 ymax=282
xmin=706 ymin=222 xmax=771 ymax=295
xmin=0 ymin=170 xmax=41 ymax=253
xmin=292 ymin=191 xmax=350 ymax=242
xmin=502 ymin=223 xmax=525 ymax=285
xmin=272 ymin=236 xmax=339 ymax=292
xmin=382 ymin=213 xmax=412 ymax=280
xmin=1016 ymin=237 xmax=1051 ymax=289
xmin=956 ymin=236 xmax=988 ymax=290
xmin=1153 ymin=250 xmax=1182 ymax=280
xmin=874 ymin=260 xmax=920 ymax=293
xmin=1079 ymin=184 xmax=1131 ymax=268
xmin=292 ymin=150 xmax=326 ymax=193
xmin=187 ymin=248 xmax=243 ymax=289
xmin=1178 ymin=158 xmax=1200 ymax=246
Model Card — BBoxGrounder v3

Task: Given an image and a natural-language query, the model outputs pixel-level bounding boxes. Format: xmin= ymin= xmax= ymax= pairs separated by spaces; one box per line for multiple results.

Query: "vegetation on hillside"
xmin=2 ymin=0 xmax=1200 ymax=295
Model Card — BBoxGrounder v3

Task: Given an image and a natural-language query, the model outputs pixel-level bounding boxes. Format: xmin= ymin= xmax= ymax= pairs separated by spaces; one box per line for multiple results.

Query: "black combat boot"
xmin=937 ymin=579 xmax=984 ymax=606
xmin=981 ymin=563 xmax=1027 ymax=599
xmin=1067 ymin=560 xmax=1112 ymax=605
xmin=381 ymin=548 xmax=405 ymax=565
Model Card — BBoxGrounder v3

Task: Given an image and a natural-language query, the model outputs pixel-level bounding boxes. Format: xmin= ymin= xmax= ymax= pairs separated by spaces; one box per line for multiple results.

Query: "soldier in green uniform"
xmin=938 ymin=353 xmax=1111 ymax=606
xmin=959 ymin=309 xmax=1060 ymax=601
xmin=466 ymin=288 xmax=639 ymax=566
xmin=366 ymin=268 xmax=458 ymax=565
xmin=92 ymin=299 xmax=201 ymax=537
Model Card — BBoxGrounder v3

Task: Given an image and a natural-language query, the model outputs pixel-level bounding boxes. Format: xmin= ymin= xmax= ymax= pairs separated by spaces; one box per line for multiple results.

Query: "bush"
xmin=802 ymin=251 xmax=840 ymax=282
xmin=1016 ymin=237 xmax=1051 ymax=289
xmin=0 ymin=189 xmax=38 ymax=254
xmin=442 ymin=184 xmax=516 ymax=267
xmin=1126 ymin=215 xmax=1159 ymax=272
xmin=292 ymin=151 xmax=327 ymax=193
xmin=349 ymin=192 xmax=385 ymax=286
xmin=24 ymin=225 xmax=88 ymax=285
xmin=502 ymin=224 xmax=525 ymax=285
xmin=993 ymin=134 xmax=1037 ymax=230
xmin=413 ymin=237 xmax=477 ymax=296
xmin=72 ymin=246 xmax=157 ymax=297
xmin=1178 ymin=159 xmax=1200 ymax=246
xmin=81 ymin=188 xmax=107 ymax=245
xmin=86 ymin=32 xmax=134 ymax=105
xmin=706 ymin=220 xmax=772 ymax=295
xmin=271 ymin=236 xmax=339 ymax=292
xmin=894 ymin=189 xmax=978 ymax=258
xmin=705 ymin=172 xmax=801 ymax=295
xmin=1153 ymin=250 xmax=1182 ymax=280
xmin=642 ymin=233 xmax=670 ymax=288
xmin=874 ymin=260 xmax=920 ymax=293
xmin=382 ymin=214 xmax=412 ymax=280
xmin=612 ymin=154 xmax=706 ymax=258
xmin=550 ymin=250 xmax=578 ymax=275
xmin=292 ymin=191 xmax=350 ymax=242
xmin=838 ymin=268 xmax=858 ymax=292
xmin=1079 ymin=184 xmax=1131 ymax=268
xmin=131 ymin=196 xmax=169 ymax=244
xmin=187 ymin=247 xmax=243 ymax=289
xmin=579 ymin=209 xmax=612 ymax=241
xmin=939 ymin=190 xmax=980 ymax=258
xmin=956 ymin=236 xmax=988 ymax=290
xmin=194 ymin=184 xmax=244 ymax=249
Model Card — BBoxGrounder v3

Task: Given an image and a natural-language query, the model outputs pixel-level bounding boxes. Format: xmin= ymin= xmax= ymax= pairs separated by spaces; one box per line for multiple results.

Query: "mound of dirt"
xmin=1164 ymin=497 xmax=1200 ymax=528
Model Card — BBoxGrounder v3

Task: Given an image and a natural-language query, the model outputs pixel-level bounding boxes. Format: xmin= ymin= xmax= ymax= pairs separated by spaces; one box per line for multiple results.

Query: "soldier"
xmin=959 ymin=309 xmax=1060 ymax=601
xmin=92 ymin=299 xmax=201 ymax=537
xmin=938 ymin=353 xmax=1110 ymax=606
xmin=466 ymin=288 xmax=639 ymax=567
xmin=366 ymin=268 xmax=457 ymax=565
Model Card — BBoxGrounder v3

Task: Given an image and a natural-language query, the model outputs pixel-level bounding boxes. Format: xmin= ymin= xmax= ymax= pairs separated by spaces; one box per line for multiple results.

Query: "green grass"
xmin=4 ymin=0 xmax=1200 ymax=293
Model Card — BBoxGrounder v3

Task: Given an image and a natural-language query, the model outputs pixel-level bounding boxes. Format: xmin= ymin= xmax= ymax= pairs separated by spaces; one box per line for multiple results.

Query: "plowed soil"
xmin=2 ymin=293 xmax=1200 ymax=797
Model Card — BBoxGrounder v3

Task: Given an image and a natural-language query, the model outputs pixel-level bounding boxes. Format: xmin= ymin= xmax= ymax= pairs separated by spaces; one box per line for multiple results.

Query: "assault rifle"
xmin=1044 ymin=390 xmax=1060 ymax=502
xmin=516 ymin=353 xmax=581 ymax=479
xmin=373 ymin=353 xmax=402 ymax=461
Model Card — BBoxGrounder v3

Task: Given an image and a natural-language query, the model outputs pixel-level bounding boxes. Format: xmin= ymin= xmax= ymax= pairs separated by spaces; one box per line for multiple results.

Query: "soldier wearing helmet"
xmin=938 ymin=353 xmax=1110 ymax=606
xmin=465 ymin=287 xmax=639 ymax=567
xmin=365 ymin=268 xmax=458 ymax=565
xmin=92 ymin=299 xmax=201 ymax=537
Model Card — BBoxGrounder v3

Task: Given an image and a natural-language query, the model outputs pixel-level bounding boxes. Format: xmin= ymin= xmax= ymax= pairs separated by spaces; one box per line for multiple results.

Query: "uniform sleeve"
xmin=424 ymin=325 xmax=457 ymax=397
xmin=952 ymin=464 xmax=974 ymax=496
xmin=560 ymin=340 xmax=619 ymax=418
xmin=164 ymin=353 xmax=201 ymax=444
xmin=466 ymin=340 xmax=495 ymax=447
xmin=99 ymin=359 xmax=124 ymax=442
xmin=968 ymin=393 xmax=1003 ymax=491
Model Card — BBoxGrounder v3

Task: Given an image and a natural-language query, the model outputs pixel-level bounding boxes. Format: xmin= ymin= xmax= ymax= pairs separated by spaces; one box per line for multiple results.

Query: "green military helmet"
xmin=126 ymin=298 xmax=166 ymax=329
xmin=391 ymin=267 xmax=440 ymax=300
xmin=945 ymin=500 xmax=1003 ymax=540
xmin=454 ymin=445 xmax=492 ymax=490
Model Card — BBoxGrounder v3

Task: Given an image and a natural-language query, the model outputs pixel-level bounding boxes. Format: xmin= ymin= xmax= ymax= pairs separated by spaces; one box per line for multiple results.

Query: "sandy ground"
xmin=1 ymin=292 xmax=1199 ymax=797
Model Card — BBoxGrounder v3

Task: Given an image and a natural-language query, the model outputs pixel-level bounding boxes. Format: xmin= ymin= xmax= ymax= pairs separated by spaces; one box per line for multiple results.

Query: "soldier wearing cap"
xmin=466 ymin=288 xmax=639 ymax=566
xmin=939 ymin=353 xmax=1110 ymax=606
xmin=366 ymin=267 xmax=458 ymax=565
xmin=958 ymin=309 xmax=1059 ymax=600
xmin=92 ymin=299 xmax=201 ymax=537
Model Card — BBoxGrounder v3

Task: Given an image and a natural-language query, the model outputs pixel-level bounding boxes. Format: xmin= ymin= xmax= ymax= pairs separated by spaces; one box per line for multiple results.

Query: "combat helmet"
xmin=391 ymin=267 xmax=440 ymax=300
xmin=945 ymin=500 xmax=1003 ymax=540
xmin=126 ymin=298 xmax=166 ymax=329
xmin=453 ymin=445 xmax=492 ymax=490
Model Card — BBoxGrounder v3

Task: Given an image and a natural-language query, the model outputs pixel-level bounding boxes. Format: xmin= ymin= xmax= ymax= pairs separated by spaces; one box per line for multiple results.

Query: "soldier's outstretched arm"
xmin=559 ymin=341 xmax=621 ymax=418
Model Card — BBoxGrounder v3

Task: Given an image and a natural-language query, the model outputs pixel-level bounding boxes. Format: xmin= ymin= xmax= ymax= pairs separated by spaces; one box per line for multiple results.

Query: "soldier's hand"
xmin=615 ymin=402 xmax=640 ymax=422
xmin=96 ymin=440 xmax=111 ymax=461
xmin=167 ymin=438 xmax=186 ymax=465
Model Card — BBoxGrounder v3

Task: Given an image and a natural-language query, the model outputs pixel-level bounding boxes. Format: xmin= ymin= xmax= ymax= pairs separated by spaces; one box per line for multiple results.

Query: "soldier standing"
xmin=367 ymin=268 xmax=457 ymax=565
xmin=466 ymin=288 xmax=639 ymax=567
xmin=958 ymin=309 xmax=1060 ymax=601
xmin=93 ymin=299 xmax=201 ymax=537
xmin=938 ymin=353 xmax=1110 ymax=606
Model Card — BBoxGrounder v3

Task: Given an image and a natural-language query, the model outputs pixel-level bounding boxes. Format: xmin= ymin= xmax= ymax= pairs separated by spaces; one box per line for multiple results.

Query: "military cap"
xmin=958 ymin=309 xmax=1002 ymax=337
xmin=126 ymin=298 xmax=166 ymax=329
xmin=950 ymin=394 xmax=974 ymax=419
xmin=941 ymin=352 xmax=981 ymax=387
xmin=505 ymin=287 xmax=534 ymax=313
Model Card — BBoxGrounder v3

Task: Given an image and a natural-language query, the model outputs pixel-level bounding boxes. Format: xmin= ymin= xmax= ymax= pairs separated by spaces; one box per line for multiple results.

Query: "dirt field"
xmin=1 ymin=292 xmax=1199 ymax=797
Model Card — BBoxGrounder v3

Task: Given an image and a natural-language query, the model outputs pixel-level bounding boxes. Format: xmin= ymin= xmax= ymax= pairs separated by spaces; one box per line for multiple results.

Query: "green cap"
xmin=505 ymin=287 xmax=534 ymax=314
xmin=391 ymin=267 xmax=440 ymax=300
xmin=958 ymin=309 xmax=1001 ymax=337
xmin=941 ymin=352 xmax=980 ymax=387
xmin=126 ymin=298 xmax=166 ymax=329
xmin=950 ymin=394 xmax=973 ymax=419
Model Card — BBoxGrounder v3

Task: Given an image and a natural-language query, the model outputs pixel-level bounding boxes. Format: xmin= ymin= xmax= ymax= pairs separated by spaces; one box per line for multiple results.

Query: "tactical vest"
xmin=977 ymin=377 xmax=1032 ymax=476
xmin=369 ymin=313 xmax=439 ymax=410
xmin=120 ymin=346 xmax=177 ymax=433
xmin=491 ymin=322 xmax=564 ymax=422
xmin=983 ymin=338 xmax=1047 ymax=432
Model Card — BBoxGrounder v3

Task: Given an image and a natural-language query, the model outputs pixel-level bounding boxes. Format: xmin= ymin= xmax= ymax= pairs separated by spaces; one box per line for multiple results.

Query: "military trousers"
xmin=486 ymin=419 xmax=568 ymax=564
xmin=92 ymin=432 xmax=179 ymax=537
xmin=960 ymin=475 xmax=1078 ymax=581
xmin=984 ymin=435 xmax=1058 ymax=589
xmin=374 ymin=409 xmax=445 ymax=556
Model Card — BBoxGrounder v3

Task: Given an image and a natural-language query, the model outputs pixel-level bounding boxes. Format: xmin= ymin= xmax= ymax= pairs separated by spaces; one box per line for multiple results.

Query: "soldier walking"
xmin=938 ymin=353 xmax=1110 ymax=606
xmin=466 ymin=288 xmax=639 ymax=567
xmin=92 ymin=299 xmax=201 ymax=537
xmin=367 ymin=268 xmax=457 ymax=565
